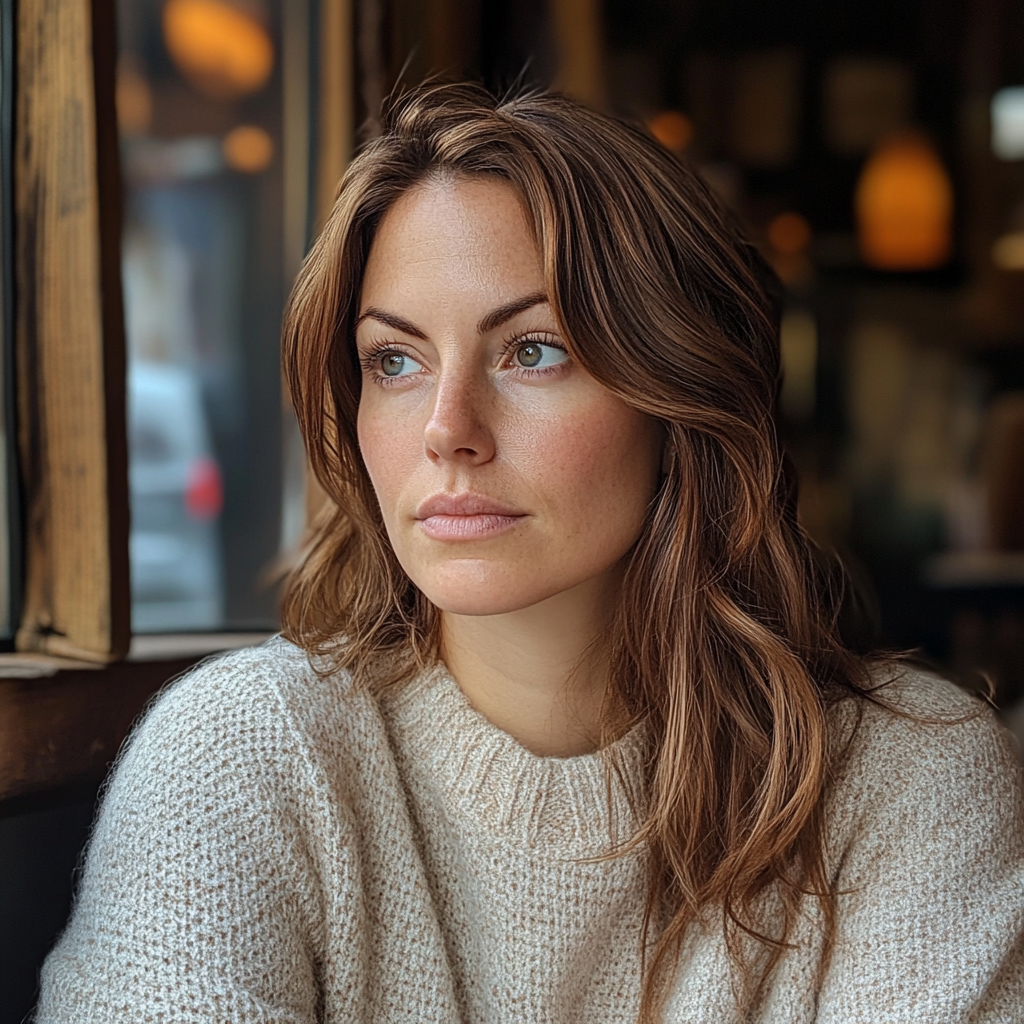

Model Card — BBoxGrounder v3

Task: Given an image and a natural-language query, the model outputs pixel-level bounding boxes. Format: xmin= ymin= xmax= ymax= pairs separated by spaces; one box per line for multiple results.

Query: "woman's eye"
xmin=512 ymin=342 xmax=568 ymax=369
xmin=378 ymin=352 xmax=421 ymax=377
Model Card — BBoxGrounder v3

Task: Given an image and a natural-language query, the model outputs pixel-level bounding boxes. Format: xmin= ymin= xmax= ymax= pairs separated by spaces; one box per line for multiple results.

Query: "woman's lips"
xmin=415 ymin=493 xmax=526 ymax=540
xmin=418 ymin=513 xmax=524 ymax=540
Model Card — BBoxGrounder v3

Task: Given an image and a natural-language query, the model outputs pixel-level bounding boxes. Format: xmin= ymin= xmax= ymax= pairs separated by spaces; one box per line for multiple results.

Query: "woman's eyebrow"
xmin=477 ymin=292 xmax=548 ymax=334
xmin=355 ymin=308 xmax=428 ymax=339
xmin=355 ymin=291 xmax=548 ymax=340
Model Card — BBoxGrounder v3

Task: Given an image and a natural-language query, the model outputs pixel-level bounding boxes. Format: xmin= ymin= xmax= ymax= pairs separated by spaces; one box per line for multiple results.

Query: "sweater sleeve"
xmin=35 ymin=654 xmax=327 ymax=1024
xmin=817 ymin=683 xmax=1024 ymax=1024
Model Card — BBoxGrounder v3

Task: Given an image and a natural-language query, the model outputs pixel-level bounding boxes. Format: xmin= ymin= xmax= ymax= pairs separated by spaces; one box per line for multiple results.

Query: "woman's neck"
xmin=439 ymin=574 xmax=617 ymax=758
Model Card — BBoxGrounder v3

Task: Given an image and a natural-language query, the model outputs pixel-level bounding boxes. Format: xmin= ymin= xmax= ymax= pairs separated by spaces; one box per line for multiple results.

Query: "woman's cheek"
xmin=357 ymin=407 xmax=416 ymax=508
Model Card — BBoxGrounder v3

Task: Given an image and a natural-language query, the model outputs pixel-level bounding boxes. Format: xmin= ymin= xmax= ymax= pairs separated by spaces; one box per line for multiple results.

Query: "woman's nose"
xmin=423 ymin=370 xmax=496 ymax=465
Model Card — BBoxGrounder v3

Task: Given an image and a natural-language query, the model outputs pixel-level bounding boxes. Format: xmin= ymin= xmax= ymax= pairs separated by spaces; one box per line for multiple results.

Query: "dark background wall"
xmin=1 ymin=789 xmax=99 ymax=1023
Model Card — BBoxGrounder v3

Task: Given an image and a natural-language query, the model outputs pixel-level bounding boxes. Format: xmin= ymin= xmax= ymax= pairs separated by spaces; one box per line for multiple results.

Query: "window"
xmin=117 ymin=0 xmax=295 ymax=631
xmin=2 ymin=0 xmax=359 ymax=657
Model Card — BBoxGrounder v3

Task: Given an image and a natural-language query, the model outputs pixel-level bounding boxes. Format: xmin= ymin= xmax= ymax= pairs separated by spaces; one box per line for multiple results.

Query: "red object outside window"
xmin=185 ymin=456 xmax=224 ymax=520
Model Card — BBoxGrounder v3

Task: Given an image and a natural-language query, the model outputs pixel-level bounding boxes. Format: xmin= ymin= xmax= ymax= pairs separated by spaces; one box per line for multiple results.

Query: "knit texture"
xmin=37 ymin=638 xmax=1024 ymax=1023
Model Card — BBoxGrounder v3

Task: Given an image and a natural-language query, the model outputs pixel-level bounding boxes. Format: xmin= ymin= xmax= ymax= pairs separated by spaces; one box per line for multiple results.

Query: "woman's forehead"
xmin=361 ymin=178 xmax=545 ymax=314
xmin=374 ymin=176 xmax=535 ymax=252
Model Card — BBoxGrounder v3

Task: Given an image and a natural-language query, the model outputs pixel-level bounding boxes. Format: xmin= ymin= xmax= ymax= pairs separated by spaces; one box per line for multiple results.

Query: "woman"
xmin=40 ymin=83 xmax=1024 ymax=1023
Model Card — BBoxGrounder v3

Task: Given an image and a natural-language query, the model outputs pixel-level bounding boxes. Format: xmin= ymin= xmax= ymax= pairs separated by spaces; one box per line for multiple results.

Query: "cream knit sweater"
xmin=37 ymin=638 xmax=1024 ymax=1023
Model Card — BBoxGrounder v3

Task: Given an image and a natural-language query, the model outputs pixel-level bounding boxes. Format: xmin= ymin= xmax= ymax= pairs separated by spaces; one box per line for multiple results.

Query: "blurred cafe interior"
xmin=3 ymin=0 xmax=1024 ymax=1018
xmin=106 ymin=0 xmax=1024 ymax=719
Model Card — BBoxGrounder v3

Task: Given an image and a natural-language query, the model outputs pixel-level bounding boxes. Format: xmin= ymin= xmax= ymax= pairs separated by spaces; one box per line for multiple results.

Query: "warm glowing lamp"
xmin=648 ymin=111 xmax=694 ymax=154
xmin=855 ymin=133 xmax=953 ymax=270
xmin=223 ymin=125 xmax=274 ymax=173
xmin=163 ymin=0 xmax=274 ymax=100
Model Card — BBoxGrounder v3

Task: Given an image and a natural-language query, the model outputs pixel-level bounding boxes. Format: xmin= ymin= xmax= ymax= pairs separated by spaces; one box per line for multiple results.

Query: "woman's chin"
xmin=421 ymin=585 xmax=542 ymax=618
xmin=414 ymin=569 xmax=564 ymax=619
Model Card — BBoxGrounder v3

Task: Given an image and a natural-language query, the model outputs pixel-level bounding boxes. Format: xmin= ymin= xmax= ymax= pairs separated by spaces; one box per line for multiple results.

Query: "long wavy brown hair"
xmin=281 ymin=81 xmax=875 ymax=1019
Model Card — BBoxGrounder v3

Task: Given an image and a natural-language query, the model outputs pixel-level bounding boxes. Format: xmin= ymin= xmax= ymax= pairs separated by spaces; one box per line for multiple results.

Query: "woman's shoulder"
xmin=140 ymin=634 xmax=357 ymax=726
xmin=815 ymin=669 xmax=1024 ymax=1020
xmin=116 ymin=636 xmax=383 ymax=797
xmin=832 ymin=663 xmax=1015 ymax=766
xmin=39 ymin=639 xmax=389 ymax=1020
xmin=826 ymin=663 xmax=1024 ymax=855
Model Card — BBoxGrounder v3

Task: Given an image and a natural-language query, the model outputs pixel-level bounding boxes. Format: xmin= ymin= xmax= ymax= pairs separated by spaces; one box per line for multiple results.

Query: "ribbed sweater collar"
xmin=379 ymin=663 xmax=649 ymax=854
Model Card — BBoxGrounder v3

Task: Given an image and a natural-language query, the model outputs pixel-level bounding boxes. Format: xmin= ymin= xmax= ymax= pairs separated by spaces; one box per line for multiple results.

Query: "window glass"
xmin=117 ymin=0 xmax=301 ymax=632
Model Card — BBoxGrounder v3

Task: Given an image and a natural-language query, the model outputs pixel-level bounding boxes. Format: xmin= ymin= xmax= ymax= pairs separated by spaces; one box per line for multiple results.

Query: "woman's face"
xmin=355 ymin=176 xmax=662 ymax=617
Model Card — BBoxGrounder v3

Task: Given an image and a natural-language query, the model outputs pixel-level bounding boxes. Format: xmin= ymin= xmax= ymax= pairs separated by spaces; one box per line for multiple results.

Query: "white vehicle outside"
xmin=129 ymin=361 xmax=224 ymax=631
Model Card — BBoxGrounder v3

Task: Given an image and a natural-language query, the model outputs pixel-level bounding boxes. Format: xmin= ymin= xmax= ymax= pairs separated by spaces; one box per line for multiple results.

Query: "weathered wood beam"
xmin=14 ymin=0 xmax=129 ymax=662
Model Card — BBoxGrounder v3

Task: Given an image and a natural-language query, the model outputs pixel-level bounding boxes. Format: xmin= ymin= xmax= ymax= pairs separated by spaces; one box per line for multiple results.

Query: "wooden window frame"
xmin=0 ymin=0 xmax=355 ymax=809
xmin=14 ymin=0 xmax=128 ymax=663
